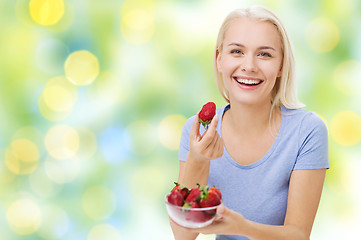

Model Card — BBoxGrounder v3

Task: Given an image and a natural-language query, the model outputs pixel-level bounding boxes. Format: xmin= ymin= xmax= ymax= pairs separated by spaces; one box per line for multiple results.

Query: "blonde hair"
xmin=214 ymin=5 xmax=305 ymax=110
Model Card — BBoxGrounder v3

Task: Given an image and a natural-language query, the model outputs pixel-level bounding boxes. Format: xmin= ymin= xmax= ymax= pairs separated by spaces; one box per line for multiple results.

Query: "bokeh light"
xmin=12 ymin=127 xmax=44 ymax=151
xmin=11 ymin=139 xmax=39 ymax=163
xmin=29 ymin=0 xmax=65 ymax=26
xmin=305 ymin=17 xmax=339 ymax=53
xmin=38 ymin=76 xmax=78 ymax=121
xmin=330 ymin=111 xmax=361 ymax=146
xmin=120 ymin=0 xmax=155 ymax=45
xmin=38 ymin=94 xmax=71 ymax=122
xmin=333 ymin=60 xmax=361 ymax=96
xmin=5 ymin=139 xmax=40 ymax=175
xmin=6 ymin=198 xmax=42 ymax=235
xmin=0 ymin=162 xmax=16 ymax=184
xmin=42 ymin=76 xmax=78 ymax=112
xmin=44 ymin=124 xmax=79 ymax=160
xmin=64 ymin=50 xmax=100 ymax=86
xmin=44 ymin=156 xmax=80 ymax=184
xmin=158 ymin=114 xmax=187 ymax=150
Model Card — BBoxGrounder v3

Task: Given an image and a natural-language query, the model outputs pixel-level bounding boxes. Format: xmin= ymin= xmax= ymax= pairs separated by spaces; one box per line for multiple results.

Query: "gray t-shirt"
xmin=179 ymin=104 xmax=329 ymax=240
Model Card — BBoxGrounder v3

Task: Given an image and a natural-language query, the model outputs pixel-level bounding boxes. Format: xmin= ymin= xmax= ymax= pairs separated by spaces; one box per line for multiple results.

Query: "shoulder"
xmin=282 ymin=107 xmax=328 ymax=146
xmin=282 ymin=107 xmax=327 ymax=131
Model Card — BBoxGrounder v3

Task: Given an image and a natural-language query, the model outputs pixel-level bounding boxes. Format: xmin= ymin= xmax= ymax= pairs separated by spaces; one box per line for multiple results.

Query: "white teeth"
xmin=237 ymin=78 xmax=261 ymax=85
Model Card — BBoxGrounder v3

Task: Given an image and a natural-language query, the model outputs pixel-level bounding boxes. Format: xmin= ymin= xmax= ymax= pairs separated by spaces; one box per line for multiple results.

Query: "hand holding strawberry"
xmin=189 ymin=105 xmax=223 ymax=162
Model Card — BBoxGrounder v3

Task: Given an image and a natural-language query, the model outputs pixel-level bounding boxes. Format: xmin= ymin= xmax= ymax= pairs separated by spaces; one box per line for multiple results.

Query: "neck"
xmin=226 ymin=101 xmax=276 ymax=136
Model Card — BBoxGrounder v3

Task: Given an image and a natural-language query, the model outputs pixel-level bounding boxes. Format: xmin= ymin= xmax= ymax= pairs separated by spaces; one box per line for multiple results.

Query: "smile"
xmin=233 ymin=76 xmax=263 ymax=86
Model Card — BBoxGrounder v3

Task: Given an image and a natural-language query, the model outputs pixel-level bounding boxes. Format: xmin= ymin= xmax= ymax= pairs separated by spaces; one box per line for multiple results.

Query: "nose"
xmin=240 ymin=55 xmax=257 ymax=72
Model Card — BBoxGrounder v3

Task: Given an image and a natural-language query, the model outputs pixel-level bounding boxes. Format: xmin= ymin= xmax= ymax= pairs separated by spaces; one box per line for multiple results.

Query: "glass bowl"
xmin=165 ymin=194 xmax=221 ymax=228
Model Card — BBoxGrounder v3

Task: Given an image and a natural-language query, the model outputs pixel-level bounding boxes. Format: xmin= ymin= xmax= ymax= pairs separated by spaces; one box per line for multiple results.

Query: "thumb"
xmin=217 ymin=204 xmax=232 ymax=217
xmin=216 ymin=205 xmax=227 ymax=217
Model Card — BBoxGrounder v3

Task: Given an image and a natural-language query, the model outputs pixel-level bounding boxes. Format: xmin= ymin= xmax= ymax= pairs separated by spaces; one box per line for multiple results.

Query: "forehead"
xmin=223 ymin=17 xmax=282 ymax=49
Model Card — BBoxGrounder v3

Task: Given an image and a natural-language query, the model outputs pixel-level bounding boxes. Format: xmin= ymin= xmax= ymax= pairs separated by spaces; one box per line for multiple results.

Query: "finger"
xmin=209 ymin=134 xmax=223 ymax=159
xmin=200 ymin=133 xmax=221 ymax=159
xmin=189 ymin=111 xmax=201 ymax=140
xmin=216 ymin=205 xmax=226 ymax=216
xmin=201 ymin=114 xmax=219 ymax=144
xmin=208 ymin=114 xmax=219 ymax=134
xmin=207 ymin=131 xmax=220 ymax=150
xmin=216 ymin=205 xmax=234 ymax=220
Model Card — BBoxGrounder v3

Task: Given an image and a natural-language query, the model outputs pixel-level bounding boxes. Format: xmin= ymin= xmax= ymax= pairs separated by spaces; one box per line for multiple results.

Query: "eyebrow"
xmin=227 ymin=43 xmax=276 ymax=51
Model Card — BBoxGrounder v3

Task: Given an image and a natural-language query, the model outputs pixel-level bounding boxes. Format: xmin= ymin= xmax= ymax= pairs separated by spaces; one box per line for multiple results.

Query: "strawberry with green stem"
xmin=184 ymin=184 xmax=202 ymax=203
xmin=199 ymin=185 xmax=221 ymax=216
xmin=167 ymin=190 xmax=184 ymax=206
xmin=198 ymin=102 xmax=216 ymax=130
xmin=171 ymin=182 xmax=189 ymax=200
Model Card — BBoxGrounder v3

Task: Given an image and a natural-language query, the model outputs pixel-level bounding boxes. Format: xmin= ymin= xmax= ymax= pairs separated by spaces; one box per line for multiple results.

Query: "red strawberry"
xmin=199 ymin=187 xmax=221 ymax=217
xmin=167 ymin=190 xmax=184 ymax=206
xmin=183 ymin=201 xmax=206 ymax=223
xmin=199 ymin=187 xmax=221 ymax=208
xmin=209 ymin=186 xmax=222 ymax=200
xmin=198 ymin=102 xmax=216 ymax=129
xmin=185 ymin=186 xmax=201 ymax=203
xmin=171 ymin=182 xmax=189 ymax=200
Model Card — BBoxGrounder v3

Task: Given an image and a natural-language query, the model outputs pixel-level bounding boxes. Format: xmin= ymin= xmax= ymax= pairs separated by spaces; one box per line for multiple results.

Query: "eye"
xmin=230 ymin=49 xmax=243 ymax=55
xmin=258 ymin=52 xmax=272 ymax=57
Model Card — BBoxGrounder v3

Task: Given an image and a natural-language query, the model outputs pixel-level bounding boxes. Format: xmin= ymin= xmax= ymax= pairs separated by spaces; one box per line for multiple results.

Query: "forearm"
xmin=242 ymin=220 xmax=307 ymax=240
xmin=179 ymin=153 xmax=210 ymax=188
xmin=170 ymin=220 xmax=199 ymax=240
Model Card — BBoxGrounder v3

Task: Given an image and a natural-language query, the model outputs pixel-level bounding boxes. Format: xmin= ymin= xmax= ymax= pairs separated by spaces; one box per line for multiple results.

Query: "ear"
xmin=216 ymin=49 xmax=223 ymax=73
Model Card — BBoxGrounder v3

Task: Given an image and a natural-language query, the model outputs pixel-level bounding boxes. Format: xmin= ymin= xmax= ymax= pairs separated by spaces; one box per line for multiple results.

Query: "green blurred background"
xmin=0 ymin=0 xmax=360 ymax=239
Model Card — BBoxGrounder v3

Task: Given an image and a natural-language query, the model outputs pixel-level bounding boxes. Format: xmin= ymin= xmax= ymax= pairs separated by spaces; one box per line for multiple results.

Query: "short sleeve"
xmin=178 ymin=116 xmax=195 ymax=162
xmin=294 ymin=112 xmax=329 ymax=170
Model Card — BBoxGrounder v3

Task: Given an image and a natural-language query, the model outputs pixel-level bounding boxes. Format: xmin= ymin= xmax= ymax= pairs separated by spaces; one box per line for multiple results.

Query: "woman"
xmin=170 ymin=5 xmax=329 ymax=240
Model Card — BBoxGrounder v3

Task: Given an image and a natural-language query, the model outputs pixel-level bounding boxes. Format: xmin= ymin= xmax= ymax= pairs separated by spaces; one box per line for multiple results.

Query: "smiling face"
xmin=216 ymin=17 xmax=283 ymax=107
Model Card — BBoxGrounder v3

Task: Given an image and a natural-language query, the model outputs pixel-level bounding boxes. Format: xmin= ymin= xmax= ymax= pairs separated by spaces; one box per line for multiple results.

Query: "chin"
xmin=229 ymin=94 xmax=271 ymax=107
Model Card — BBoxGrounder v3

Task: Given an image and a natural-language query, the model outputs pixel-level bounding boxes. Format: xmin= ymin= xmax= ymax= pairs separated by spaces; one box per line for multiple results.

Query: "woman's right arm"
xmin=170 ymin=113 xmax=223 ymax=239
xmin=179 ymin=113 xmax=223 ymax=188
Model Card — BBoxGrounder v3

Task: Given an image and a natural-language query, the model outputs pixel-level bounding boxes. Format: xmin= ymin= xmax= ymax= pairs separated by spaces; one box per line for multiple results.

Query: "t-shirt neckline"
xmin=218 ymin=104 xmax=286 ymax=169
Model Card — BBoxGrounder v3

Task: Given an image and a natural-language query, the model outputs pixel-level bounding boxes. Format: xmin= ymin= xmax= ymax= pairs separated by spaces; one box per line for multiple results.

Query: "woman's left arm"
xmin=183 ymin=168 xmax=326 ymax=240
xmin=242 ymin=168 xmax=327 ymax=240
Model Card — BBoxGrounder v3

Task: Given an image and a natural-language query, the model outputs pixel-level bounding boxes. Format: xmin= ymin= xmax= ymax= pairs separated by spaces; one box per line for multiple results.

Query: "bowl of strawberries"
xmin=165 ymin=182 xmax=222 ymax=228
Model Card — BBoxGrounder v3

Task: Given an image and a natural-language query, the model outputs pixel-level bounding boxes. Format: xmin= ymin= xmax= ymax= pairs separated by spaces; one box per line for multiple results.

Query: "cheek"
xmin=220 ymin=57 xmax=239 ymax=74
xmin=222 ymin=71 xmax=233 ymax=92
xmin=264 ymin=61 xmax=282 ymax=79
